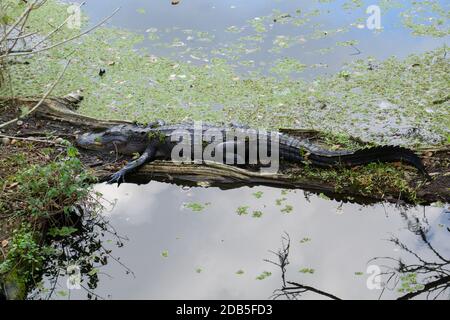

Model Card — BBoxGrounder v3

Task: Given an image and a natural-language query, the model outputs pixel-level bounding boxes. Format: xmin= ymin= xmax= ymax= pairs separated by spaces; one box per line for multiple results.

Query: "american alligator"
xmin=76 ymin=121 xmax=428 ymax=185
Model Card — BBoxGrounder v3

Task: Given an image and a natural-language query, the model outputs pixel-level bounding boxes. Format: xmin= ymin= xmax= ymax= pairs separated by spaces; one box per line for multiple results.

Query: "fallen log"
xmin=0 ymin=95 xmax=449 ymax=205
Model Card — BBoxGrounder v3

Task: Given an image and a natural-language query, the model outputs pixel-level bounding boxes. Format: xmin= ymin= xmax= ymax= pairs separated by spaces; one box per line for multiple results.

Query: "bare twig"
xmin=350 ymin=44 xmax=362 ymax=56
xmin=373 ymin=214 xmax=449 ymax=300
xmin=6 ymin=31 xmax=38 ymax=41
xmin=0 ymin=0 xmax=38 ymax=45
xmin=7 ymin=3 xmax=33 ymax=53
xmin=0 ymin=134 xmax=67 ymax=147
xmin=267 ymin=233 xmax=342 ymax=300
xmin=1 ymin=7 xmax=120 ymax=59
xmin=264 ymin=232 xmax=290 ymax=287
xmin=284 ymin=282 xmax=342 ymax=300
xmin=31 ymin=1 xmax=86 ymax=50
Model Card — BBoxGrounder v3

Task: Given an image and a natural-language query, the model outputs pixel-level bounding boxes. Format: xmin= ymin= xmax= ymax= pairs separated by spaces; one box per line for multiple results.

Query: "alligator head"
xmin=76 ymin=124 xmax=150 ymax=155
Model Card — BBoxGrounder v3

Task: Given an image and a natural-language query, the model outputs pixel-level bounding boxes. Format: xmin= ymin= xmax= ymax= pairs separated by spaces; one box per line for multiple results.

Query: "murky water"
xmin=37 ymin=181 xmax=449 ymax=300
xmin=35 ymin=0 xmax=450 ymax=300
xmin=68 ymin=0 xmax=448 ymax=78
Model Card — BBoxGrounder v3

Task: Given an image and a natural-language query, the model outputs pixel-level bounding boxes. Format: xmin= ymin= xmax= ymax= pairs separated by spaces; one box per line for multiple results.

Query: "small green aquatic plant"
xmin=280 ymin=205 xmax=294 ymax=214
xmin=252 ymin=191 xmax=264 ymax=199
xmin=299 ymin=237 xmax=311 ymax=244
xmin=256 ymin=271 xmax=272 ymax=280
xmin=183 ymin=202 xmax=210 ymax=212
xmin=252 ymin=210 xmax=263 ymax=218
xmin=236 ymin=206 xmax=250 ymax=216
xmin=397 ymin=273 xmax=425 ymax=293
xmin=299 ymin=268 xmax=315 ymax=274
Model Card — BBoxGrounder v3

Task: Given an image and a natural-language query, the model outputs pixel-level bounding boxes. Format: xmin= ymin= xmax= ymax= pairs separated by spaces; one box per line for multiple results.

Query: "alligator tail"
xmin=307 ymin=145 xmax=429 ymax=178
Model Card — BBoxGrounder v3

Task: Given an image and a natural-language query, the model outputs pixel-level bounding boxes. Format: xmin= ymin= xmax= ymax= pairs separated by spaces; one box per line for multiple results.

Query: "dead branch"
xmin=372 ymin=212 xmax=450 ymax=300
xmin=0 ymin=0 xmax=40 ymax=45
xmin=267 ymin=233 xmax=342 ymax=300
xmin=0 ymin=7 xmax=120 ymax=59
xmin=264 ymin=232 xmax=290 ymax=287
xmin=30 ymin=1 xmax=86 ymax=50
xmin=283 ymin=282 xmax=342 ymax=300
xmin=0 ymin=134 xmax=67 ymax=146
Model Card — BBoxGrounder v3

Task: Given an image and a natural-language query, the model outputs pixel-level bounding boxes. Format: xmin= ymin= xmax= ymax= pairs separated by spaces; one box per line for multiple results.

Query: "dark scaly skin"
xmin=76 ymin=122 xmax=428 ymax=185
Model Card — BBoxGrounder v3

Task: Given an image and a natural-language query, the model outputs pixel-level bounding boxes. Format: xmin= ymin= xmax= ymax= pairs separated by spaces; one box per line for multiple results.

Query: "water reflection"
xmin=38 ymin=181 xmax=448 ymax=300
xmin=39 ymin=0 xmax=450 ymax=300
xmin=270 ymin=209 xmax=450 ymax=300
xmin=28 ymin=204 xmax=128 ymax=300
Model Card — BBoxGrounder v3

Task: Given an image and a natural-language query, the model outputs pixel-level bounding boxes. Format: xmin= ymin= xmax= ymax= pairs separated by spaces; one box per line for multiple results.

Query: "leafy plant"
xmin=0 ymin=147 xmax=100 ymax=298
xmin=48 ymin=226 xmax=78 ymax=238
xmin=8 ymin=147 xmax=93 ymax=218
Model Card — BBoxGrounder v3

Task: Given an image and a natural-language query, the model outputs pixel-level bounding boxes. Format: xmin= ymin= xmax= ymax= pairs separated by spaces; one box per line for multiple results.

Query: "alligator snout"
xmin=76 ymin=132 xmax=104 ymax=150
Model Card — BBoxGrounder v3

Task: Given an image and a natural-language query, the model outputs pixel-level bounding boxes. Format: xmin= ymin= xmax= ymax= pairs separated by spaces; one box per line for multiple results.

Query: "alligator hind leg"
xmin=108 ymin=145 xmax=157 ymax=186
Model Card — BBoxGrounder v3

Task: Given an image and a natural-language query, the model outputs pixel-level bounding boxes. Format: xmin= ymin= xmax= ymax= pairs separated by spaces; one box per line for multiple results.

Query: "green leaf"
xmin=256 ymin=271 xmax=272 ymax=280
xmin=19 ymin=106 xmax=30 ymax=117
xmin=299 ymin=237 xmax=311 ymax=244
xmin=281 ymin=205 xmax=293 ymax=214
xmin=67 ymin=146 xmax=79 ymax=158
xmin=56 ymin=290 xmax=68 ymax=297
xmin=252 ymin=191 xmax=263 ymax=199
xmin=88 ymin=268 xmax=99 ymax=276
xmin=299 ymin=268 xmax=315 ymax=274
xmin=48 ymin=226 xmax=78 ymax=237
xmin=236 ymin=206 xmax=250 ymax=215
xmin=184 ymin=202 xmax=209 ymax=212
xmin=252 ymin=210 xmax=263 ymax=218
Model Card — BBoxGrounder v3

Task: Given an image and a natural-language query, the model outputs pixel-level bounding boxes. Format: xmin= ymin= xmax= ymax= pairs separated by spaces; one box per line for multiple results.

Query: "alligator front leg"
xmin=108 ymin=145 xmax=157 ymax=186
